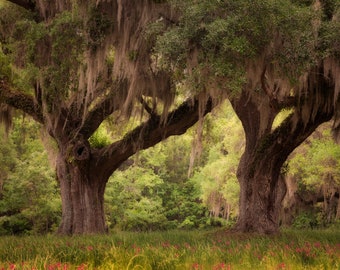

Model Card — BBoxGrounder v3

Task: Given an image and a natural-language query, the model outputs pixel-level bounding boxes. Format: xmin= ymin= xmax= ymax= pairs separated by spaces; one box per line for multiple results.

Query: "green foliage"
xmin=190 ymin=102 xmax=243 ymax=221
xmin=292 ymin=211 xmax=320 ymax=229
xmin=0 ymin=118 xmax=61 ymax=235
xmin=289 ymin=125 xmax=340 ymax=190
xmin=318 ymin=2 xmax=340 ymax=58
xmin=87 ymin=7 xmax=112 ymax=49
xmin=106 ymin=166 xmax=167 ymax=231
xmin=154 ymin=0 xmax=323 ymax=94
xmin=0 ymin=127 xmax=15 ymax=179
xmin=288 ymin=124 xmax=340 ymax=226
xmin=42 ymin=11 xmax=85 ymax=98
xmin=88 ymin=123 xmax=112 ymax=148
xmin=121 ymin=197 xmax=168 ymax=231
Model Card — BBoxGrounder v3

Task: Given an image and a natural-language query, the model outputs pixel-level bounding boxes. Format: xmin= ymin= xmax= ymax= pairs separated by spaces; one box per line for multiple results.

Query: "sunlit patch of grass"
xmin=0 ymin=229 xmax=339 ymax=269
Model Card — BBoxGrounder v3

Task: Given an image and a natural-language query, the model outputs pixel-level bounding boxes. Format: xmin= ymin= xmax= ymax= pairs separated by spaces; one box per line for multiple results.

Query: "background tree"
xmin=105 ymin=129 xmax=209 ymax=231
xmin=154 ymin=0 xmax=340 ymax=233
xmin=287 ymin=123 xmax=340 ymax=226
xmin=0 ymin=0 xmax=214 ymax=235
xmin=191 ymin=102 xmax=243 ymax=224
xmin=0 ymin=118 xmax=60 ymax=235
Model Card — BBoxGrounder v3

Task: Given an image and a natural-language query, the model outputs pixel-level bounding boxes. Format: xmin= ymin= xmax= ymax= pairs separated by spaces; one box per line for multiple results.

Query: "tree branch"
xmin=261 ymin=66 xmax=299 ymax=111
xmin=79 ymin=81 xmax=129 ymax=139
xmin=139 ymin=96 xmax=156 ymax=117
xmin=5 ymin=0 xmax=36 ymax=12
xmin=0 ymin=80 xmax=43 ymax=123
xmin=79 ymin=96 xmax=117 ymax=139
xmin=95 ymin=95 xmax=214 ymax=178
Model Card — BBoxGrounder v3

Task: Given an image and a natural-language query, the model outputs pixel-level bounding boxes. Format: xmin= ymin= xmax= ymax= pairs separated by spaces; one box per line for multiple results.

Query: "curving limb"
xmin=5 ymin=0 xmax=36 ymax=11
xmin=95 ymin=95 xmax=214 ymax=178
xmin=0 ymin=80 xmax=43 ymax=123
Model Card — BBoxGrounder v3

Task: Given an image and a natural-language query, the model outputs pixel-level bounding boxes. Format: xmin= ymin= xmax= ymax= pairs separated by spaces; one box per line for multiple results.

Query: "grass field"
xmin=0 ymin=229 xmax=339 ymax=270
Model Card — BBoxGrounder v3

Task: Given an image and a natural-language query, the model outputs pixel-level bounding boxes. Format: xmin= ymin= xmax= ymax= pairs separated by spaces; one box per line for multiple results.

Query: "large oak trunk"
xmin=236 ymin=150 xmax=287 ymax=233
xmin=56 ymin=145 xmax=108 ymax=235
xmin=231 ymin=67 xmax=334 ymax=233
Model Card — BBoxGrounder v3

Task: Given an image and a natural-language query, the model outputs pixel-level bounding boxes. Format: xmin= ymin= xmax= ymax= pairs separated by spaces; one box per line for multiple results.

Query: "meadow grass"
xmin=0 ymin=228 xmax=339 ymax=270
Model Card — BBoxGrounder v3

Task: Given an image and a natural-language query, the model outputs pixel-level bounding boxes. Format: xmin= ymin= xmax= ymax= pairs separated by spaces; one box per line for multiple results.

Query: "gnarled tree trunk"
xmin=236 ymin=153 xmax=287 ymax=234
xmin=56 ymin=143 xmax=107 ymax=235
xmin=231 ymin=65 xmax=335 ymax=234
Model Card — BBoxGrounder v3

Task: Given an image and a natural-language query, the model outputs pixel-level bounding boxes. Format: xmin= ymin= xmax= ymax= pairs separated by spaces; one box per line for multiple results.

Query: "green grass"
xmin=0 ymin=229 xmax=339 ymax=269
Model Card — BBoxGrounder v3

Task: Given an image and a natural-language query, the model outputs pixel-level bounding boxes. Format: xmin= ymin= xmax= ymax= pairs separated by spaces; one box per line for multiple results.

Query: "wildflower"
xmin=192 ymin=262 xmax=202 ymax=270
xmin=245 ymin=243 xmax=251 ymax=250
xmin=313 ymin=242 xmax=321 ymax=248
xmin=277 ymin=262 xmax=286 ymax=269
xmin=213 ymin=262 xmax=232 ymax=270
xmin=133 ymin=245 xmax=142 ymax=254
xmin=86 ymin=246 xmax=94 ymax=251
xmin=76 ymin=264 xmax=87 ymax=270
xmin=8 ymin=264 xmax=16 ymax=270
xmin=284 ymin=244 xmax=291 ymax=250
xmin=173 ymin=244 xmax=180 ymax=250
xmin=161 ymin=241 xmax=171 ymax=248
xmin=47 ymin=263 xmax=63 ymax=270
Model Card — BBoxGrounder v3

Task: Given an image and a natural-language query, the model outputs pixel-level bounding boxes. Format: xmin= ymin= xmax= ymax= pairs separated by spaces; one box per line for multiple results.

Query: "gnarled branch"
xmin=139 ymin=96 xmax=156 ymax=117
xmin=5 ymin=0 xmax=36 ymax=12
xmin=79 ymin=81 xmax=129 ymax=139
xmin=0 ymin=80 xmax=43 ymax=123
xmin=95 ymin=95 xmax=214 ymax=178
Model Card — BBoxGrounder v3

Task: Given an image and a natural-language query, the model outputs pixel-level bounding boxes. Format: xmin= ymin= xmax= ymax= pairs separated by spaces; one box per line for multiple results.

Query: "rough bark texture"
xmin=231 ymin=64 xmax=335 ymax=234
xmin=56 ymin=151 xmax=107 ymax=234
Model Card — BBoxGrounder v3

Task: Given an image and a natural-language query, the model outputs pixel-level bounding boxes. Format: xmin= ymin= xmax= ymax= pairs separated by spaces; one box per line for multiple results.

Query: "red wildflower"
xmin=313 ymin=242 xmax=321 ymax=248
xmin=192 ymin=262 xmax=202 ymax=270
xmin=277 ymin=262 xmax=286 ymax=269
xmin=76 ymin=264 xmax=87 ymax=270
xmin=213 ymin=262 xmax=232 ymax=270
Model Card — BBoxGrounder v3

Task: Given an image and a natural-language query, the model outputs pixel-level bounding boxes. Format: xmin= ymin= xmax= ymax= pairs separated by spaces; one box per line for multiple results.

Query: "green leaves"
xmin=106 ymin=166 xmax=166 ymax=231
xmin=289 ymin=124 xmax=340 ymax=190
xmin=88 ymin=123 xmax=112 ymax=148
xmin=154 ymin=0 xmax=324 ymax=94
xmin=0 ymin=118 xmax=60 ymax=235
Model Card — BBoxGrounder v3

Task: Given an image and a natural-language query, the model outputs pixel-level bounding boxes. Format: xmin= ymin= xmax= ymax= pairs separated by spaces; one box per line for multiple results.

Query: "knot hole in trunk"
xmin=73 ymin=141 xmax=90 ymax=161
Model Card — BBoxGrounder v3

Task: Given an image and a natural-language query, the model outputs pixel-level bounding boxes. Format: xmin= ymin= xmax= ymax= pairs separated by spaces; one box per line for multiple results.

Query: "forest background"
xmin=1 ymin=102 xmax=339 ymax=235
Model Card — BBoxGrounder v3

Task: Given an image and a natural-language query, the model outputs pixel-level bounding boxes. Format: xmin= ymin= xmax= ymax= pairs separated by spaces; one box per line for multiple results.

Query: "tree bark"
xmin=56 ymin=142 xmax=108 ymax=235
xmin=235 ymin=148 xmax=288 ymax=233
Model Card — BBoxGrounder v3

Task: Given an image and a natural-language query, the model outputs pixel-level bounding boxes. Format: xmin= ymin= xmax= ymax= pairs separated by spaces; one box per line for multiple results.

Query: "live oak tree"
xmin=156 ymin=0 xmax=340 ymax=233
xmin=0 ymin=0 xmax=214 ymax=234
